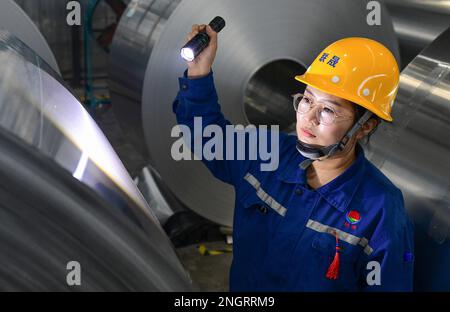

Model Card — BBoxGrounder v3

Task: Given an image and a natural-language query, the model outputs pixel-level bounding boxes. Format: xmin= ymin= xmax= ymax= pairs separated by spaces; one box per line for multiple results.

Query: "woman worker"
xmin=173 ymin=24 xmax=414 ymax=291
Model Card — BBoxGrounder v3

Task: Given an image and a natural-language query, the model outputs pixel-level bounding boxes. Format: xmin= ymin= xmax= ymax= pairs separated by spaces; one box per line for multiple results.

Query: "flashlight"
xmin=180 ymin=16 xmax=226 ymax=62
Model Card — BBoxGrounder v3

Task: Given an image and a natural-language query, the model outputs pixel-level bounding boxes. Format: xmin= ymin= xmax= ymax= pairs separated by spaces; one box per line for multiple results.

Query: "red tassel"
xmin=326 ymin=232 xmax=340 ymax=280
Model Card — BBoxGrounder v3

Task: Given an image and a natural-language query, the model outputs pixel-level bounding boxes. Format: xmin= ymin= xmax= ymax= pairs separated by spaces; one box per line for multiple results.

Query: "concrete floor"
xmin=176 ymin=241 xmax=233 ymax=291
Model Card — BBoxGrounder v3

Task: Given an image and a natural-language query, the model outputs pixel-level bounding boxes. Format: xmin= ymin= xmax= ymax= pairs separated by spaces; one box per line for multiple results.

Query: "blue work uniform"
xmin=173 ymin=69 xmax=415 ymax=291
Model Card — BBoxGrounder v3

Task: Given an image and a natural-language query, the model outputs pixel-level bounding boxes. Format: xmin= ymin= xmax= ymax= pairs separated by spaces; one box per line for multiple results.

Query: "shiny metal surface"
xmin=109 ymin=0 xmax=181 ymax=159
xmin=383 ymin=0 xmax=450 ymax=66
xmin=366 ymin=27 xmax=450 ymax=291
xmin=0 ymin=0 xmax=59 ymax=74
xmin=135 ymin=165 xmax=185 ymax=226
xmin=0 ymin=31 xmax=194 ymax=291
xmin=110 ymin=0 xmax=400 ymax=227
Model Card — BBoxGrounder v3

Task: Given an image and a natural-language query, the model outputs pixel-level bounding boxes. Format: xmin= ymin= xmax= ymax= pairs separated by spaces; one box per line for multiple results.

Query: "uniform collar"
xmin=277 ymin=143 xmax=366 ymax=213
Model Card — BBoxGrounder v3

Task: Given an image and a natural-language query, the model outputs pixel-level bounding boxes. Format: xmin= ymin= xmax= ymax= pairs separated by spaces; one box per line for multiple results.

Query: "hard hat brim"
xmin=295 ymin=74 xmax=394 ymax=122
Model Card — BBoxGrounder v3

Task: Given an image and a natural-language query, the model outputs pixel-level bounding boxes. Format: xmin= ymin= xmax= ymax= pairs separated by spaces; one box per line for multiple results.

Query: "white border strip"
xmin=307 ymin=219 xmax=373 ymax=255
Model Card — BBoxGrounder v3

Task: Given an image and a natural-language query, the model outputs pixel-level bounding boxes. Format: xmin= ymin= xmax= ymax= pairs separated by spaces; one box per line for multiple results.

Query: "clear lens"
xmin=318 ymin=107 xmax=336 ymax=125
xmin=292 ymin=94 xmax=311 ymax=113
xmin=292 ymin=94 xmax=302 ymax=112
xmin=292 ymin=93 xmax=337 ymax=125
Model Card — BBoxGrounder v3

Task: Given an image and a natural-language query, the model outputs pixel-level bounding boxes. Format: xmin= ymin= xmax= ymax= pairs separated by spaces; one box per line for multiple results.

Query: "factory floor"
xmin=89 ymin=100 xmax=232 ymax=292
xmin=177 ymin=241 xmax=232 ymax=291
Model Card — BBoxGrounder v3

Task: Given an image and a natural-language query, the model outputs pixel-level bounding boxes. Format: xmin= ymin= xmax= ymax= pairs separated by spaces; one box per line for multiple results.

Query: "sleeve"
xmin=358 ymin=191 xmax=415 ymax=292
xmin=173 ymin=68 xmax=287 ymax=186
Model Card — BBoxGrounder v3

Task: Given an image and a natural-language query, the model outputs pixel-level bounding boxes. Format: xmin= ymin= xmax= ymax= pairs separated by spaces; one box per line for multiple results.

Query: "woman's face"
xmin=296 ymin=86 xmax=356 ymax=147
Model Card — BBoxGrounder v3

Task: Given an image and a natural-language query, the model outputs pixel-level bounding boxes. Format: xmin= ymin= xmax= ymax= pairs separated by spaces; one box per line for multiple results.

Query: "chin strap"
xmin=297 ymin=110 xmax=373 ymax=170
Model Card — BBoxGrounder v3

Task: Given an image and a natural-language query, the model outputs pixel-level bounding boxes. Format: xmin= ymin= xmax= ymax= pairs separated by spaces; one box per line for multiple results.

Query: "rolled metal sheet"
xmin=383 ymin=0 xmax=450 ymax=67
xmin=109 ymin=0 xmax=181 ymax=159
xmin=110 ymin=0 xmax=400 ymax=227
xmin=366 ymin=27 xmax=450 ymax=291
xmin=0 ymin=31 xmax=194 ymax=291
xmin=0 ymin=0 xmax=60 ymax=74
xmin=134 ymin=165 xmax=185 ymax=226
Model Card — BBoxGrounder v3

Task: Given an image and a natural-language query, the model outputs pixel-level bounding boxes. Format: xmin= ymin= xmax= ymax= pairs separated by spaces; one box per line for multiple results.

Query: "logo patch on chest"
xmin=344 ymin=210 xmax=361 ymax=230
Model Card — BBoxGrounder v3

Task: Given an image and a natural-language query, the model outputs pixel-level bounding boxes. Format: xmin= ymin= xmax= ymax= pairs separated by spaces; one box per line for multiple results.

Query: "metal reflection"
xmin=0 ymin=0 xmax=60 ymax=74
xmin=366 ymin=27 xmax=450 ymax=291
xmin=109 ymin=0 xmax=181 ymax=159
xmin=383 ymin=0 xmax=450 ymax=67
xmin=0 ymin=31 xmax=194 ymax=291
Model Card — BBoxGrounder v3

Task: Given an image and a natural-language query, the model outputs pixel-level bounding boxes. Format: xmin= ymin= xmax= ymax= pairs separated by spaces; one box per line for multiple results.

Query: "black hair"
xmin=353 ymin=105 xmax=381 ymax=144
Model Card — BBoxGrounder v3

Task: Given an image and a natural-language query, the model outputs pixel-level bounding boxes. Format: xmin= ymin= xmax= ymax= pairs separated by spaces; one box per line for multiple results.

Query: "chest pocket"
xmin=309 ymin=233 xmax=363 ymax=289
xmin=238 ymin=196 xmax=283 ymax=236
xmin=233 ymin=194 xmax=285 ymax=266
xmin=232 ymin=198 xmax=269 ymax=268
xmin=311 ymin=232 xmax=364 ymax=259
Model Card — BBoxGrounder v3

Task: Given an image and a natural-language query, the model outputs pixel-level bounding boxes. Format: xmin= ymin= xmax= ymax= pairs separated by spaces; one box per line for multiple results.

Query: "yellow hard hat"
xmin=295 ymin=37 xmax=399 ymax=121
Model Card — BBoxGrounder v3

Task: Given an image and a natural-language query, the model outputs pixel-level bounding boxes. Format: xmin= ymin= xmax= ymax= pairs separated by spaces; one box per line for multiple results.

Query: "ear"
xmin=356 ymin=118 xmax=379 ymax=140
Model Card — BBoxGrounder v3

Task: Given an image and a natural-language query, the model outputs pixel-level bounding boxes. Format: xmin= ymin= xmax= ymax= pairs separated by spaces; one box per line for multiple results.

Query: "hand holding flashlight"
xmin=182 ymin=17 xmax=225 ymax=78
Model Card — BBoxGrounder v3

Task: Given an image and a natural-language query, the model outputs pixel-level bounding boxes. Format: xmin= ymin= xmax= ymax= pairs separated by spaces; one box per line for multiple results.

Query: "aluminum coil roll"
xmin=110 ymin=0 xmax=400 ymax=226
xmin=366 ymin=27 xmax=450 ymax=291
xmin=383 ymin=0 xmax=450 ymax=67
xmin=0 ymin=0 xmax=60 ymax=74
xmin=0 ymin=31 xmax=194 ymax=291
